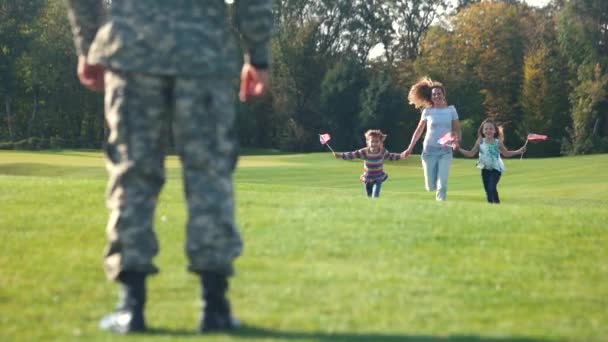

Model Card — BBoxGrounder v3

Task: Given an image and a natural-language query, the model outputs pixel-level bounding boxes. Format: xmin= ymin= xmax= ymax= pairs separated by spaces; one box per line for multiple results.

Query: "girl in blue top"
xmin=456 ymin=119 xmax=526 ymax=203
xmin=404 ymin=78 xmax=461 ymax=201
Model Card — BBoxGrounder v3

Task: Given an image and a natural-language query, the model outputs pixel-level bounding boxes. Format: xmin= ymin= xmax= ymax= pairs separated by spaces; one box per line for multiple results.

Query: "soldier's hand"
xmin=239 ymin=63 xmax=268 ymax=102
xmin=77 ymin=55 xmax=105 ymax=92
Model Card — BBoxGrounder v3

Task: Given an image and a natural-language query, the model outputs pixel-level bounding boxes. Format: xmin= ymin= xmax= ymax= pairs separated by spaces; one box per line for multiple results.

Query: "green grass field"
xmin=1 ymin=150 xmax=607 ymax=341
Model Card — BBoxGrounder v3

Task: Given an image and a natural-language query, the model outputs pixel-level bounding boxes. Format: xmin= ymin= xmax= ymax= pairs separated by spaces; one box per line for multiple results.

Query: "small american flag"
xmin=319 ymin=133 xmax=331 ymax=145
xmin=527 ymin=133 xmax=548 ymax=141
xmin=437 ymin=132 xmax=456 ymax=146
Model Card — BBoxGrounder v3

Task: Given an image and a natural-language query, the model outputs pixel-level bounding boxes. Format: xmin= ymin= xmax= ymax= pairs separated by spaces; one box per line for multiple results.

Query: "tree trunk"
xmin=592 ymin=117 xmax=599 ymax=136
xmin=4 ymin=95 xmax=14 ymax=142
xmin=26 ymin=85 xmax=39 ymax=139
xmin=602 ymin=110 xmax=608 ymax=137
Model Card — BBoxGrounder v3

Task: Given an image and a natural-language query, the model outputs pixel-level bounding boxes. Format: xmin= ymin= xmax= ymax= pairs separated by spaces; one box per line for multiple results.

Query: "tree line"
xmin=1 ymin=0 xmax=606 ymax=156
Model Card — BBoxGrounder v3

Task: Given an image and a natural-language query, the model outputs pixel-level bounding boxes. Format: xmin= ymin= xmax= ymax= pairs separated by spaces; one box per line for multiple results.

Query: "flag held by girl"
xmin=521 ymin=133 xmax=548 ymax=159
xmin=319 ymin=133 xmax=331 ymax=145
xmin=319 ymin=133 xmax=334 ymax=153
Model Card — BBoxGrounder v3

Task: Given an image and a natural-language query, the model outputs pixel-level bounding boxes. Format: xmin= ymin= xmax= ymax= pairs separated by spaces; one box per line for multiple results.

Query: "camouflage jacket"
xmin=65 ymin=0 xmax=273 ymax=77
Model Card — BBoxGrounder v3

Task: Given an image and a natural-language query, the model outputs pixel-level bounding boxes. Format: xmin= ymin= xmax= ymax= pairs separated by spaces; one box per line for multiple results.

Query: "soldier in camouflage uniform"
xmin=65 ymin=0 xmax=273 ymax=334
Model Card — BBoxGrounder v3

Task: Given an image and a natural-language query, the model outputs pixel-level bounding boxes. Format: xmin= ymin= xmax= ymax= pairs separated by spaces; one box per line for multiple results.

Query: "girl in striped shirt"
xmin=334 ymin=130 xmax=407 ymax=198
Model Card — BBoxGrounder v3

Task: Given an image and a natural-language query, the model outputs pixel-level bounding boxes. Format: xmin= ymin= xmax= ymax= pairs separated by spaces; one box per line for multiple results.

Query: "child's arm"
xmin=335 ymin=148 xmax=366 ymax=160
xmin=499 ymin=142 xmax=526 ymax=157
xmin=384 ymin=150 xmax=404 ymax=161
xmin=457 ymin=138 xmax=480 ymax=158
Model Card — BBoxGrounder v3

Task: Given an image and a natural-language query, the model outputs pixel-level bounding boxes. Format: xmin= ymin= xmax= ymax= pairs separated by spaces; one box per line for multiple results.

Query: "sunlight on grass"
xmin=1 ymin=150 xmax=607 ymax=341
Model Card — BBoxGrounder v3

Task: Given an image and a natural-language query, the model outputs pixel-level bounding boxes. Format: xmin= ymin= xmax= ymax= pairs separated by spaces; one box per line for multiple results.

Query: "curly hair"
xmin=364 ymin=129 xmax=387 ymax=142
xmin=477 ymin=119 xmax=505 ymax=142
xmin=407 ymin=77 xmax=447 ymax=109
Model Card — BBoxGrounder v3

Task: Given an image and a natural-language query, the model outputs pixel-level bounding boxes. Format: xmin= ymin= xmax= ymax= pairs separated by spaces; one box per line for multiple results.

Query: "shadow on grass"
xmin=144 ymin=324 xmax=556 ymax=342
xmin=0 ymin=163 xmax=103 ymax=177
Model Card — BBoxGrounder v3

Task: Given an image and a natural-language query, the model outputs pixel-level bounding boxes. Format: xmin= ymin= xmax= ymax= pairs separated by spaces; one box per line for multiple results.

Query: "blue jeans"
xmin=421 ymin=150 xmax=452 ymax=201
xmin=364 ymin=182 xmax=382 ymax=198
xmin=481 ymin=169 xmax=502 ymax=203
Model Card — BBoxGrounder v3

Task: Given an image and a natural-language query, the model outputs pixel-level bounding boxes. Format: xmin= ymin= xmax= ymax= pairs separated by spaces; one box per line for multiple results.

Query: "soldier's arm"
xmin=65 ymin=1 xmax=106 ymax=91
xmin=64 ymin=0 xmax=105 ymax=57
xmin=234 ymin=0 xmax=273 ymax=69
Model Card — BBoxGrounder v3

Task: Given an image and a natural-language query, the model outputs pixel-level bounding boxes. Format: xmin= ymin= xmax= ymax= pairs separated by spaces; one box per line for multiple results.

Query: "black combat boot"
xmin=199 ymin=271 xmax=240 ymax=332
xmin=99 ymin=272 xmax=147 ymax=334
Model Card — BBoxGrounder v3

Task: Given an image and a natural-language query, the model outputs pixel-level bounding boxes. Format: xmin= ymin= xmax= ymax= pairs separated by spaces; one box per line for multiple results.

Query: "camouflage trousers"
xmin=102 ymin=70 xmax=242 ymax=281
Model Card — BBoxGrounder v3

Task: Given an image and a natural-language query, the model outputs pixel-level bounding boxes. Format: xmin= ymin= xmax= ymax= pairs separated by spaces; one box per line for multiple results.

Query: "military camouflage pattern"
xmin=103 ymin=70 xmax=243 ymax=280
xmin=65 ymin=0 xmax=272 ymax=280
xmin=65 ymin=0 xmax=273 ymax=76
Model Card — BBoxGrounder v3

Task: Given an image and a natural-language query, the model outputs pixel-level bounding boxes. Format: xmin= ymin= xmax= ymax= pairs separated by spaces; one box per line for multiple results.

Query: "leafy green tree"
xmin=556 ymin=0 xmax=608 ymax=154
xmin=0 ymin=0 xmax=105 ymax=148
xmin=269 ymin=16 xmax=329 ymax=151
xmin=31 ymin=0 xmax=103 ymax=146
xmin=520 ymin=47 xmax=570 ymax=156
xmin=454 ymin=0 xmax=481 ymax=11
xmin=385 ymin=0 xmax=449 ymax=61
xmin=564 ymin=64 xmax=608 ymax=154
xmin=0 ymin=0 xmax=44 ymax=141
xmin=414 ymin=25 xmax=486 ymax=126
xmin=556 ymin=0 xmax=607 ymax=69
xmin=519 ymin=6 xmax=570 ymax=156
xmin=319 ymin=58 xmax=367 ymax=150
xmin=415 ymin=2 xmax=526 ymax=144
xmin=359 ymin=66 xmax=410 ymax=151
xmin=236 ymin=92 xmax=276 ymax=149
xmin=269 ymin=0 xmax=395 ymax=151
xmin=458 ymin=2 xmax=525 ymax=128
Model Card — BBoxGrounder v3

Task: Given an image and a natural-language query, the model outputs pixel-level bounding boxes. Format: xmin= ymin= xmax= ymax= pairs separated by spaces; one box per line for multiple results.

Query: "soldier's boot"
xmin=199 ymin=271 xmax=240 ymax=332
xmin=99 ymin=272 xmax=147 ymax=334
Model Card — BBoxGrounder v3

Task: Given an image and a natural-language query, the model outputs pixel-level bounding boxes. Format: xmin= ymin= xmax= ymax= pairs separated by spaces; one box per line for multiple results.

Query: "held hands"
xmin=77 ymin=55 xmax=105 ymax=92
xmin=451 ymin=137 xmax=460 ymax=151
xmin=239 ymin=63 xmax=269 ymax=102
xmin=402 ymin=148 xmax=412 ymax=159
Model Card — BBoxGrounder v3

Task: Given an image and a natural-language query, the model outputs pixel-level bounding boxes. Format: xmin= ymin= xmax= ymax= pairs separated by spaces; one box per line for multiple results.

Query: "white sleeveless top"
xmin=477 ymin=139 xmax=505 ymax=172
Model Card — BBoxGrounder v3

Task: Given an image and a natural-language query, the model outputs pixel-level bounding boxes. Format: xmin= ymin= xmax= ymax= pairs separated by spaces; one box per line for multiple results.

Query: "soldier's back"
xmin=89 ymin=1 xmax=239 ymax=77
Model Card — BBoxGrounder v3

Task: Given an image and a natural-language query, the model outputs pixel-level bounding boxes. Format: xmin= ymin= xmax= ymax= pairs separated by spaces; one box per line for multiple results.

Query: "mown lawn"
xmin=1 ymin=150 xmax=607 ymax=341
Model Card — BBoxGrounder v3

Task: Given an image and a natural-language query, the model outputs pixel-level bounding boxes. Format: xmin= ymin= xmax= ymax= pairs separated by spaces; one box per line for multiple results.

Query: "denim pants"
xmin=421 ymin=150 xmax=452 ymax=201
xmin=364 ymin=181 xmax=382 ymax=198
xmin=481 ymin=168 xmax=502 ymax=203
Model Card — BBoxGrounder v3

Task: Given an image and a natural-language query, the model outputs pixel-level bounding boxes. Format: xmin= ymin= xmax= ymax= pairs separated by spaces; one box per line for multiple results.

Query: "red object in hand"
xmin=239 ymin=64 xmax=267 ymax=102
xmin=437 ymin=132 xmax=456 ymax=146
xmin=319 ymin=133 xmax=331 ymax=145
xmin=77 ymin=56 xmax=105 ymax=92
xmin=527 ymin=134 xmax=548 ymax=141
